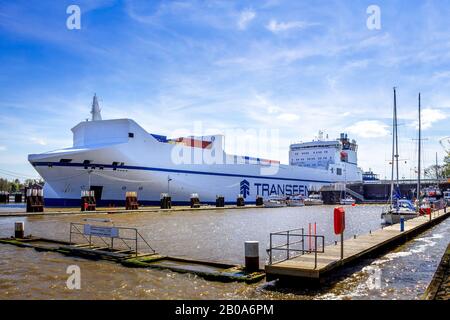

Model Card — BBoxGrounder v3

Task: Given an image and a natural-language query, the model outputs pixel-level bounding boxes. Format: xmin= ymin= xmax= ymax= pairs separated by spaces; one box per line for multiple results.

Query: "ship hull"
xmin=28 ymin=119 xmax=362 ymax=207
xmin=33 ymin=160 xmax=338 ymax=207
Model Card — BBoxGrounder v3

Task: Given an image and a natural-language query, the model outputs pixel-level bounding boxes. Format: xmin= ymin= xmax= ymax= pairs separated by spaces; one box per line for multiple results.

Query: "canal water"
xmin=0 ymin=205 xmax=448 ymax=299
xmin=0 ymin=203 xmax=25 ymax=212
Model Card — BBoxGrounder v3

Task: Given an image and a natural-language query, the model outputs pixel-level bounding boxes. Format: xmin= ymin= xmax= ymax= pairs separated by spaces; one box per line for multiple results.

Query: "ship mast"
xmin=91 ymin=94 xmax=102 ymax=121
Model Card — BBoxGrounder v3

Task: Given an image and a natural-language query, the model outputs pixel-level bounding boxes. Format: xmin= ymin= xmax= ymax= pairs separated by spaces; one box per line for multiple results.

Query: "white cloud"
xmin=266 ymin=19 xmax=316 ymax=33
xmin=347 ymin=120 xmax=389 ymax=138
xmin=0 ymin=146 xmax=6 ymax=151
xmin=30 ymin=137 xmax=47 ymax=146
xmin=277 ymin=113 xmax=299 ymax=122
xmin=432 ymin=70 xmax=450 ymax=80
xmin=237 ymin=9 xmax=256 ymax=30
xmin=418 ymin=108 xmax=447 ymax=129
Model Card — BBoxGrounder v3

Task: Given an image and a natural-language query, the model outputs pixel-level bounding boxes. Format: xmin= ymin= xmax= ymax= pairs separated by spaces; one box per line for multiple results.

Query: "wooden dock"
xmin=266 ymin=208 xmax=450 ymax=284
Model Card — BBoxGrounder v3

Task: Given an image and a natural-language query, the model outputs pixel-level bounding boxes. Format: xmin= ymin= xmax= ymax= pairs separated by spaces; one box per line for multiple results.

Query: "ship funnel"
xmin=91 ymin=94 xmax=102 ymax=121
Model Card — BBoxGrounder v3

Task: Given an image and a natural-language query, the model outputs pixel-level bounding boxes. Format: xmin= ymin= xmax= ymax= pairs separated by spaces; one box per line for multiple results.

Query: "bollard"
xmin=15 ymin=222 xmax=24 ymax=238
xmin=400 ymin=216 xmax=405 ymax=232
xmin=160 ymin=193 xmax=171 ymax=209
xmin=236 ymin=195 xmax=245 ymax=207
xmin=215 ymin=196 xmax=225 ymax=208
xmin=190 ymin=193 xmax=200 ymax=208
xmin=244 ymin=241 xmax=259 ymax=272
xmin=14 ymin=193 xmax=23 ymax=203
xmin=256 ymin=196 xmax=264 ymax=206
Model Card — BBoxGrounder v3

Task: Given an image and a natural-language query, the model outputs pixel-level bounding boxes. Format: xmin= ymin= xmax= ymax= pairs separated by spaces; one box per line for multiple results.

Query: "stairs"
xmin=345 ymin=188 xmax=365 ymax=202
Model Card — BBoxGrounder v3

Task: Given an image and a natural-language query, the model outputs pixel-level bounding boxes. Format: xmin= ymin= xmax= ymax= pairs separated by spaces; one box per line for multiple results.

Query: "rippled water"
xmin=0 ymin=205 xmax=384 ymax=265
xmin=0 ymin=205 xmax=448 ymax=300
xmin=0 ymin=203 xmax=25 ymax=212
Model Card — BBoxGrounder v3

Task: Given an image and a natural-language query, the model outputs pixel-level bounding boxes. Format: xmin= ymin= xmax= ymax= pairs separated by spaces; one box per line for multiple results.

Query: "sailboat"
xmin=381 ymin=88 xmax=418 ymax=225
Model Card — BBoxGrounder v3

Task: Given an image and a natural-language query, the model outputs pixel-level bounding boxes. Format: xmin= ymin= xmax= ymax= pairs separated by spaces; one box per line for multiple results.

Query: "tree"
xmin=0 ymin=178 xmax=8 ymax=191
xmin=425 ymin=154 xmax=450 ymax=180
xmin=0 ymin=177 xmax=44 ymax=193
xmin=444 ymin=155 xmax=450 ymax=178
xmin=424 ymin=165 xmax=445 ymax=180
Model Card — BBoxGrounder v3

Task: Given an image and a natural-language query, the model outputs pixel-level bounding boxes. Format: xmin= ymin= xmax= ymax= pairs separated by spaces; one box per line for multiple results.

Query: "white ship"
xmin=28 ymin=96 xmax=363 ymax=207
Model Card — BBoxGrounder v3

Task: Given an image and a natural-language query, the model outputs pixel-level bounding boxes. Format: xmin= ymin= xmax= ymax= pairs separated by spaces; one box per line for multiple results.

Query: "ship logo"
xmin=240 ymin=180 xmax=250 ymax=198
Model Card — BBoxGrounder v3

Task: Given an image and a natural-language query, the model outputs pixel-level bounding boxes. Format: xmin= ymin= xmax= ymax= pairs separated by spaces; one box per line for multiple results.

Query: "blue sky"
xmin=0 ymin=0 xmax=449 ymax=181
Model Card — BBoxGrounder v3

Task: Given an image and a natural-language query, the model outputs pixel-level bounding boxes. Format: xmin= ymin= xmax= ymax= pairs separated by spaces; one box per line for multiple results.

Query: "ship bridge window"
xmin=59 ymin=159 xmax=72 ymax=163
xmin=112 ymin=161 xmax=125 ymax=169
xmin=128 ymin=132 xmax=134 ymax=138
xmin=336 ymin=168 xmax=342 ymax=175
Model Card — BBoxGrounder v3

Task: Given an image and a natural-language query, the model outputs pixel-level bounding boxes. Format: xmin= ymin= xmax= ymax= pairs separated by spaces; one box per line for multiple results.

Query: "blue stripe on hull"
xmin=44 ymin=198 xmax=257 ymax=208
xmin=32 ymin=161 xmax=334 ymax=183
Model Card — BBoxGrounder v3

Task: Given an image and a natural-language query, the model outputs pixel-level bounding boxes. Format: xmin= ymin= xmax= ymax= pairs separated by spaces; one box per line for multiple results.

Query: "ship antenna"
xmin=91 ymin=93 xmax=102 ymax=121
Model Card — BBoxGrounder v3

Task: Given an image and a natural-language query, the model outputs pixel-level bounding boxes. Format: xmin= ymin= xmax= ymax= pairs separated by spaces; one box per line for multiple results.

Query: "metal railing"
xmin=69 ymin=223 xmax=155 ymax=257
xmin=267 ymin=228 xmax=325 ymax=269
xmin=363 ymin=178 xmax=445 ymax=185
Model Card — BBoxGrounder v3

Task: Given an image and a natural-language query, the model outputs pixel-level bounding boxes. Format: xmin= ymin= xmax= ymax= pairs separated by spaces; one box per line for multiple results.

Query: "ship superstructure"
xmin=290 ymin=132 xmax=359 ymax=180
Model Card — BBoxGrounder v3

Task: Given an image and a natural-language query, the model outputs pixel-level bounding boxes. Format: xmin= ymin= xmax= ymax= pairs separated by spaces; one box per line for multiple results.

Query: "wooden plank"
xmin=265 ymin=209 xmax=449 ymax=280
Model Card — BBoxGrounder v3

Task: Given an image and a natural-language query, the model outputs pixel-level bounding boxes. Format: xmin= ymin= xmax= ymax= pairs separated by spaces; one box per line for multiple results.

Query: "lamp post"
xmin=167 ymin=176 xmax=172 ymax=195
xmin=88 ymin=169 xmax=93 ymax=190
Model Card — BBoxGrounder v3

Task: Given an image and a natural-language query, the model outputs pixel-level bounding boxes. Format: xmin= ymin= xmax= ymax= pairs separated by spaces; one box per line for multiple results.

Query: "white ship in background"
xmin=28 ymin=96 xmax=363 ymax=207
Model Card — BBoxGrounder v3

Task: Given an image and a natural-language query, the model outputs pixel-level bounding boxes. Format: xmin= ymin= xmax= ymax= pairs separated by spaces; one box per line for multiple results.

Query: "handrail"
xmin=137 ymin=230 xmax=156 ymax=254
xmin=267 ymin=228 xmax=325 ymax=269
xmin=69 ymin=222 xmax=155 ymax=256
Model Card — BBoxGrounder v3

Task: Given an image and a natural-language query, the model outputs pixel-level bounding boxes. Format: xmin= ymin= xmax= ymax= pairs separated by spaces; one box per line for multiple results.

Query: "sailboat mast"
xmin=417 ymin=93 xmax=421 ymax=204
xmin=390 ymin=88 xmax=396 ymax=205
xmin=394 ymin=89 xmax=400 ymax=187
xmin=435 ymin=152 xmax=439 ymax=180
